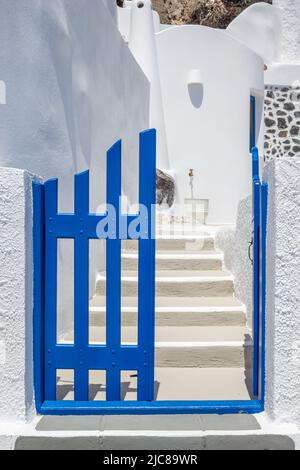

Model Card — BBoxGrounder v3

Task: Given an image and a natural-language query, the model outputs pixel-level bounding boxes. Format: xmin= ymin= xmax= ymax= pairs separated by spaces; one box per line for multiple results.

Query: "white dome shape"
xmin=226 ymin=3 xmax=282 ymax=65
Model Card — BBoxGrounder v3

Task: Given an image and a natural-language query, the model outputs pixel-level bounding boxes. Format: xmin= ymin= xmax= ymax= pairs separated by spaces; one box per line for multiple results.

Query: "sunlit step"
xmin=61 ymin=327 xmax=252 ymax=369
xmin=89 ymin=296 xmax=246 ymax=327
xmin=56 ymin=367 xmax=252 ymax=402
xmin=96 ymin=271 xmax=234 ymax=297
xmin=122 ymin=251 xmax=223 ymax=271
xmin=125 ymin=236 xmax=215 ymax=252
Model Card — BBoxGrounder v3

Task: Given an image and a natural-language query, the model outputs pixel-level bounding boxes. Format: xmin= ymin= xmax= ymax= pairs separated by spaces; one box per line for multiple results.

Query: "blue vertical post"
xmin=33 ymin=181 xmax=45 ymax=412
xmin=138 ymin=129 xmax=156 ymax=401
xmin=250 ymin=96 xmax=256 ymax=152
xmin=252 ymin=147 xmax=259 ymax=178
xmin=259 ymin=182 xmax=268 ymax=401
xmin=74 ymin=171 xmax=90 ymax=401
xmin=252 ymin=179 xmax=260 ymax=397
xmin=44 ymin=179 xmax=59 ymax=401
xmin=106 ymin=140 xmax=122 ymax=401
xmin=252 ymin=147 xmax=260 ymax=397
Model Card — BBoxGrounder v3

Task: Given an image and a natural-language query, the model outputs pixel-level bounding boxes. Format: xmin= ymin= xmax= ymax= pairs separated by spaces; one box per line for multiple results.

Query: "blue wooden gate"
xmin=33 ymin=130 xmax=156 ymax=414
xmin=33 ymin=130 xmax=267 ymax=416
xmin=252 ymin=147 xmax=268 ymax=399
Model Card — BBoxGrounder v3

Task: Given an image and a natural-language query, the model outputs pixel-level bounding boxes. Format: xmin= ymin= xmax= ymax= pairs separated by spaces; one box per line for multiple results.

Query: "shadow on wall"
xmin=188 ymin=83 xmax=204 ymax=109
xmin=244 ymin=333 xmax=254 ymax=399
xmin=215 ymin=195 xmax=253 ymax=327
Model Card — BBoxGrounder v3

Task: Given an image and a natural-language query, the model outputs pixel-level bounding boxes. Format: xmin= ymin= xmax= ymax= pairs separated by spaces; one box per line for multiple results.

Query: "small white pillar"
xmin=129 ymin=0 xmax=170 ymax=169
xmin=264 ymin=157 xmax=300 ymax=426
xmin=0 ymin=168 xmax=36 ymax=423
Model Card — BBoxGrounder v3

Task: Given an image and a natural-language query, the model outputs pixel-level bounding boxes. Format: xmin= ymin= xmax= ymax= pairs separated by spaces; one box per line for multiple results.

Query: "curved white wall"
xmin=273 ymin=0 xmax=300 ymax=64
xmin=102 ymin=0 xmax=117 ymax=22
xmin=0 ymin=0 xmax=149 ymax=209
xmin=129 ymin=0 xmax=169 ymax=169
xmin=226 ymin=3 xmax=282 ymax=65
xmin=156 ymin=25 xmax=264 ymax=224
xmin=0 ymin=0 xmax=150 ymax=336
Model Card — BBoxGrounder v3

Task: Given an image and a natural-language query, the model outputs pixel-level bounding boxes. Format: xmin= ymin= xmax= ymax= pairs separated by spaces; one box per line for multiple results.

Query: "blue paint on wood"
xmin=250 ymin=95 xmax=256 ymax=153
xmin=252 ymin=179 xmax=260 ymax=397
xmin=106 ymin=140 xmax=122 ymax=401
xmin=33 ymin=181 xmax=45 ymax=413
xmin=259 ymin=182 xmax=268 ymax=402
xmin=40 ymin=399 xmax=264 ymax=416
xmin=252 ymin=146 xmax=259 ymax=178
xmin=33 ymin=132 xmax=267 ymax=415
xmin=44 ymin=178 xmax=59 ymax=401
xmin=37 ymin=130 xmax=157 ymax=408
xmin=251 ymin=147 xmax=267 ymax=400
xmin=138 ymin=129 xmax=156 ymax=401
xmin=74 ymin=171 xmax=90 ymax=401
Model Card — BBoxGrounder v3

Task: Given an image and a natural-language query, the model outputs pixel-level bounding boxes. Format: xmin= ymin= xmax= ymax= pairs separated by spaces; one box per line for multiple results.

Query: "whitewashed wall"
xmin=0 ymin=0 xmax=149 ymax=208
xmin=156 ymin=26 xmax=264 ymax=224
xmin=102 ymin=0 xmax=117 ymax=22
xmin=272 ymin=0 xmax=300 ymax=64
xmin=264 ymin=157 xmax=300 ymax=426
xmin=226 ymin=3 xmax=282 ymax=65
xmin=118 ymin=1 xmax=161 ymax=42
xmin=0 ymin=0 xmax=150 ymax=335
xmin=215 ymin=196 xmax=252 ymax=327
xmin=265 ymin=1 xmax=300 ymax=86
xmin=0 ymin=169 xmax=36 ymax=423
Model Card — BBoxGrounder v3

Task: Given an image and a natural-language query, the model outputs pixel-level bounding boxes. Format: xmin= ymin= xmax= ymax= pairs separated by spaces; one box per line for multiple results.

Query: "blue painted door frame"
xmin=250 ymin=95 xmax=256 ymax=152
xmin=252 ymin=147 xmax=268 ymax=399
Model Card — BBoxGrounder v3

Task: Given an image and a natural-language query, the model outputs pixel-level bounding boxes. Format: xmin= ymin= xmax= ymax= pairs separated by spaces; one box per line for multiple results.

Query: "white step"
xmin=89 ymin=296 xmax=246 ymax=327
xmin=125 ymin=235 xmax=215 ymax=252
xmin=96 ymin=270 xmax=234 ymax=297
xmin=55 ymin=367 xmax=252 ymax=402
xmin=155 ymin=340 xmax=252 ymax=369
xmin=153 ymin=367 xmax=252 ymax=400
xmin=15 ymin=415 xmax=297 ymax=450
xmin=122 ymin=251 xmax=223 ymax=271
xmin=156 ymin=227 xmax=211 ymax=237
xmin=62 ymin=326 xmax=252 ymax=368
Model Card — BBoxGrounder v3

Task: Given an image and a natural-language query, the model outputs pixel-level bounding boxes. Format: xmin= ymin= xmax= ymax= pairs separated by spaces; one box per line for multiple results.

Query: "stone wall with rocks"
xmin=264 ymin=86 xmax=300 ymax=160
xmin=152 ymin=0 xmax=272 ymax=28
xmin=156 ymin=169 xmax=175 ymax=208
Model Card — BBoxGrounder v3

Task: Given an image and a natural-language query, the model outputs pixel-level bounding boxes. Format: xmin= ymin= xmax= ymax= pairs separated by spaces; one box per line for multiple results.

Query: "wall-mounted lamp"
xmin=187 ymin=69 xmax=203 ymax=109
xmin=187 ymin=69 xmax=202 ymax=86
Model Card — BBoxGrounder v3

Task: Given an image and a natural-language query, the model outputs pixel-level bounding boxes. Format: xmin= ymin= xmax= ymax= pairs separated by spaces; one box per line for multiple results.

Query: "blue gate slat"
xmin=250 ymin=96 xmax=256 ymax=153
xmin=106 ymin=140 xmax=122 ymax=401
xmin=252 ymin=147 xmax=259 ymax=178
xmin=259 ymin=182 xmax=268 ymax=401
xmin=54 ymin=345 xmax=143 ymax=370
xmin=36 ymin=131 xmax=157 ymax=410
xmin=33 ymin=181 xmax=45 ymax=413
xmin=74 ymin=171 xmax=90 ymax=401
xmin=252 ymin=177 xmax=260 ymax=397
xmin=42 ymin=214 xmax=140 ymax=240
xmin=251 ymin=146 xmax=267 ymax=399
xmin=138 ymin=130 xmax=156 ymax=401
xmin=44 ymin=178 xmax=59 ymax=400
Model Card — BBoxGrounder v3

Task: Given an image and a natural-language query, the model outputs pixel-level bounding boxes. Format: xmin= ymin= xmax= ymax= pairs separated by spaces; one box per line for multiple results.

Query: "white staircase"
xmin=90 ymin=221 xmax=253 ymax=401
